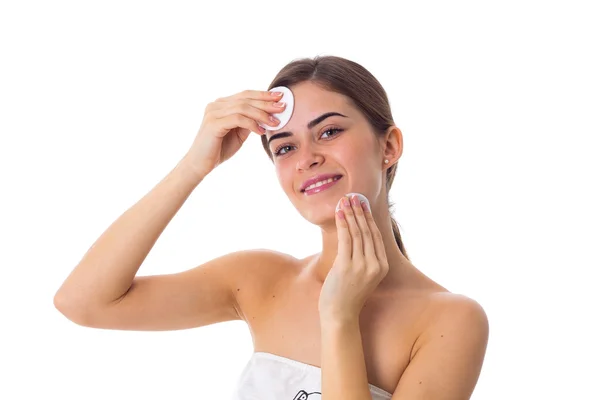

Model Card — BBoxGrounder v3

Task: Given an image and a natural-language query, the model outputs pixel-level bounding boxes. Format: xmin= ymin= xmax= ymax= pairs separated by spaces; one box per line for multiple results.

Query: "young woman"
xmin=54 ymin=56 xmax=489 ymax=400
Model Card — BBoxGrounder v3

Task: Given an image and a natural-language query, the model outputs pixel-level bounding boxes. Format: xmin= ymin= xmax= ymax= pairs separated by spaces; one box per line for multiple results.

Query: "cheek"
xmin=275 ymin=169 xmax=295 ymax=193
xmin=336 ymin=146 xmax=368 ymax=167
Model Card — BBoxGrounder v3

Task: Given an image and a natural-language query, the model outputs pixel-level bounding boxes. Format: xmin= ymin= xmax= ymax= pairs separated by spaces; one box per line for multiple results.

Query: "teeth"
xmin=304 ymin=177 xmax=338 ymax=191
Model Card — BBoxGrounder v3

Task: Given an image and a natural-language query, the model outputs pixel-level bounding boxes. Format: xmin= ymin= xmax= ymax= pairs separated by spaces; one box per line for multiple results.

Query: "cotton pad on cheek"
xmin=336 ymin=193 xmax=370 ymax=213
xmin=258 ymin=86 xmax=295 ymax=131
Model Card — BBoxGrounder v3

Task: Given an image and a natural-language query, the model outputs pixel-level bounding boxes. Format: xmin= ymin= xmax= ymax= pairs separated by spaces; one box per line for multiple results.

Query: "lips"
xmin=300 ymin=174 xmax=343 ymax=192
xmin=303 ymin=176 xmax=343 ymax=196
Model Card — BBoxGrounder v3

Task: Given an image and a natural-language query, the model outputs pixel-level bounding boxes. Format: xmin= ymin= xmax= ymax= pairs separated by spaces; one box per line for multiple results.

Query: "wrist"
xmin=177 ymin=156 xmax=211 ymax=182
xmin=320 ymin=312 xmax=359 ymax=329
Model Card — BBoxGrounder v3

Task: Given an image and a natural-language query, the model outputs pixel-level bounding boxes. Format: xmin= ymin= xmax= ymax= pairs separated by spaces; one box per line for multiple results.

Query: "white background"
xmin=1 ymin=1 xmax=598 ymax=399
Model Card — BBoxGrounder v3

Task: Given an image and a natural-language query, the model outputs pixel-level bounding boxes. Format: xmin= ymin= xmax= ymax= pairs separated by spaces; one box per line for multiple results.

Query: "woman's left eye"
xmin=273 ymin=128 xmax=343 ymax=157
xmin=321 ymin=128 xmax=342 ymax=139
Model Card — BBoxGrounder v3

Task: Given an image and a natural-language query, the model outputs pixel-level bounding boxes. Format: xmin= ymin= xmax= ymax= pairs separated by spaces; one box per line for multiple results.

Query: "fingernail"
xmin=271 ymin=91 xmax=283 ymax=97
xmin=346 ymin=193 xmax=369 ymax=210
xmin=335 ymin=198 xmax=343 ymax=212
xmin=361 ymin=200 xmax=370 ymax=212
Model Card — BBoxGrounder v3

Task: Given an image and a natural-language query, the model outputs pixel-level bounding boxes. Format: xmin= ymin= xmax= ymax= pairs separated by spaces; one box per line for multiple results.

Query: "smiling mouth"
xmin=301 ymin=175 xmax=343 ymax=194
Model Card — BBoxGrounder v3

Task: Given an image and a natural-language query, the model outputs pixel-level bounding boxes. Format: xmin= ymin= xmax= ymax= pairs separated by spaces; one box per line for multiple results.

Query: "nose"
xmin=296 ymin=144 xmax=324 ymax=171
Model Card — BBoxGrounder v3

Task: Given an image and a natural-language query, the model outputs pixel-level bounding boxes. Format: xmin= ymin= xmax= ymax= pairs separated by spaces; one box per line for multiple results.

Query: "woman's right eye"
xmin=273 ymin=144 xmax=294 ymax=157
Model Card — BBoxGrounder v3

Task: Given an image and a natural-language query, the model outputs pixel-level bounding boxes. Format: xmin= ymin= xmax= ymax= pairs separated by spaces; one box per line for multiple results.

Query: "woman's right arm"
xmin=54 ymin=159 xmax=235 ymax=329
xmin=53 ymin=89 xmax=286 ymax=330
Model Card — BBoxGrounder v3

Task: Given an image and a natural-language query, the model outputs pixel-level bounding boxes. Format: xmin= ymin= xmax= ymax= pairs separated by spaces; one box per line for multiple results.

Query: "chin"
xmin=301 ymin=205 xmax=338 ymax=226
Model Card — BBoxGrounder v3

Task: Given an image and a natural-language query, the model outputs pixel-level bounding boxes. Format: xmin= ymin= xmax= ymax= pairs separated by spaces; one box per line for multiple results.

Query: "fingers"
xmin=335 ymin=197 xmax=352 ymax=260
xmin=361 ymin=201 xmax=387 ymax=267
xmin=247 ymin=99 xmax=287 ymax=114
xmin=216 ymin=89 xmax=283 ymax=102
xmin=339 ymin=195 xmax=364 ymax=259
xmin=218 ymin=113 xmax=264 ymax=135
xmin=213 ymin=99 xmax=285 ymax=129
xmin=208 ymin=91 xmax=287 ymax=134
xmin=338 ymin=195 xmax=386 ymax=266
xmin=347 ymin=195 xmax=371 ymax=260
xmin=211 ymin=98 xmax=286 ymax=115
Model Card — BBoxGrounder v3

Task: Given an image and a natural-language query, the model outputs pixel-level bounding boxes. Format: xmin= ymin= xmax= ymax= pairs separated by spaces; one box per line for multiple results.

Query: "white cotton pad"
xmin=336 ymin=193 xmax=370 ymax=212
xmin=258 ymin=86 xmax=295 ymax=131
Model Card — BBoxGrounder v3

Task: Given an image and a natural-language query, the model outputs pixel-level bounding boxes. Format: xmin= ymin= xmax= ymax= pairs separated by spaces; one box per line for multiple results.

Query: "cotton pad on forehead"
xmin=258 ymin=86 xmax=295 ymax=131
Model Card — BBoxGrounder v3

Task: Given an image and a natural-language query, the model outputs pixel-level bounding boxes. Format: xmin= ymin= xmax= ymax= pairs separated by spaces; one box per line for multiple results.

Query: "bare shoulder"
xmin=428 ymin=292 xmax=488 ymax=324
xmin=228 ymin=248 xmax=298 ymax=322
xmin=412 ymin=292 xmax=489 ymax=356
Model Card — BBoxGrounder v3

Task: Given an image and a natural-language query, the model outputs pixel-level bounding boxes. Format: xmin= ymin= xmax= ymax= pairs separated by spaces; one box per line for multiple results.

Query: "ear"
xmin=381 ymin=125 xmax=403 ymax=164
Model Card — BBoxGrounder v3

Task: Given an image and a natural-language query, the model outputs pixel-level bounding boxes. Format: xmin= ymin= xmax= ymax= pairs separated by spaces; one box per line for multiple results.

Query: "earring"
xmin=384 ymin=159 xmax=389 ymax=164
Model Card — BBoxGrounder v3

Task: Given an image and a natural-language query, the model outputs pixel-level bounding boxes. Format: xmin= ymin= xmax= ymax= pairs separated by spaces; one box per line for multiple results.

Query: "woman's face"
xmin=266 ymin=81 xmax=385 ymax=225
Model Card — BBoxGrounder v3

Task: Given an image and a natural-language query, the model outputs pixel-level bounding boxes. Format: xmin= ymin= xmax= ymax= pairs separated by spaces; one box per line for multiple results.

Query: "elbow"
xmin=53 ymin=293 xmax=93 ymax=327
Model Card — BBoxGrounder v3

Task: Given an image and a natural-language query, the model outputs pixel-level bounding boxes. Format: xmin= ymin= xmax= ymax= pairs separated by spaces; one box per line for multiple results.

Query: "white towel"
xmin=231 ymin=351 xmax=393 ymax=400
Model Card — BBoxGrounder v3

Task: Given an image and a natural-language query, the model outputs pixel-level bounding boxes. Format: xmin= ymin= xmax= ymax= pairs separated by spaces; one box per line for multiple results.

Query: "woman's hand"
xmin=182 ymin=89 xmax=286 ymax=177
xmin=318 ymin=194 xmax=389 ymax=322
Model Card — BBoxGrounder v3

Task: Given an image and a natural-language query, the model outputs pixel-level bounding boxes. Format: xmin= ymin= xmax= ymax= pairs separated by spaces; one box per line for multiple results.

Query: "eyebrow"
xmin=267 ymin=112 xmax=348 ymax=146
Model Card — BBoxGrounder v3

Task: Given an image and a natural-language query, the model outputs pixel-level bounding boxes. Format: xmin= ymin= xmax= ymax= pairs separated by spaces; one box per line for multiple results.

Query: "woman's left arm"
xmin=320 ymin=295 xmax=489 ymax=400
xmin=319 ymin=195 xmax=488 ymax=399
xmin=320 ymin=315 xmax=372 ymax=400
xmin=389 ymin=296 xmax=489 ymax=400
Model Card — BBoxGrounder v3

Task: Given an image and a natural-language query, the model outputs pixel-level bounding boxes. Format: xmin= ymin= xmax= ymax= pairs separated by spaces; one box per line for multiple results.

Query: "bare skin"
xmin=53 ymin=83 xmax=465 ymax=393
xmin=233 ymin=81 xmax=451 ymax=394
xmin=234 ymin=251 xmax=449 ymax=395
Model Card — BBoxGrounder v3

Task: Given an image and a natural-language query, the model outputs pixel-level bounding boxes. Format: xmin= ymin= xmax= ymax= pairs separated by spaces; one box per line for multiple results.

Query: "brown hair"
xmin=260 ymin=55 xmax=410 ymax=261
